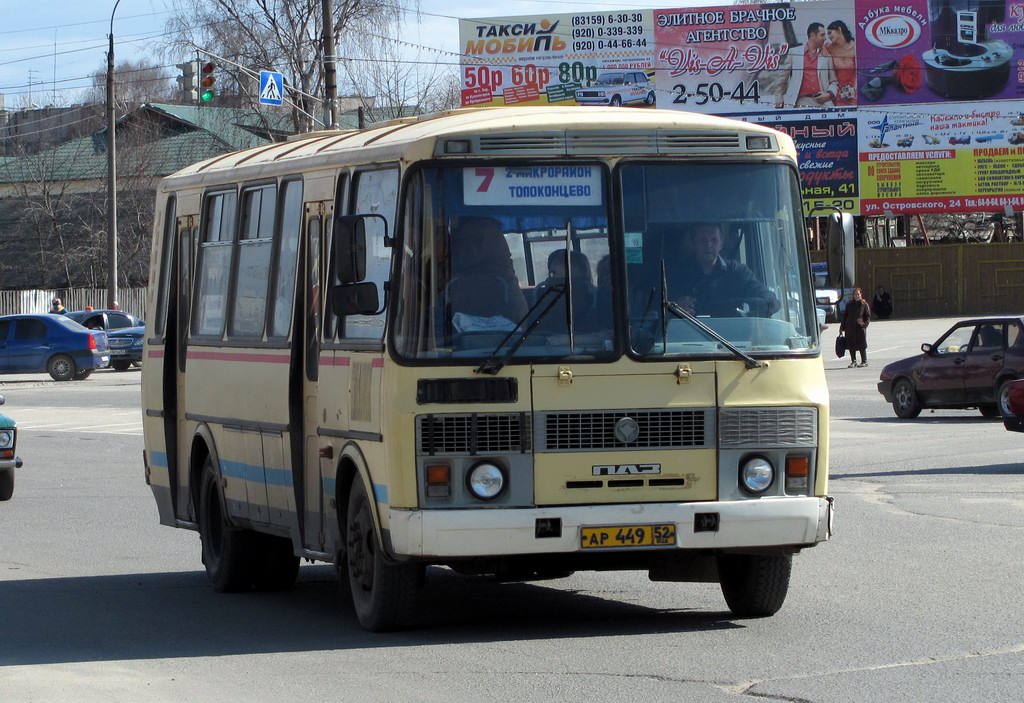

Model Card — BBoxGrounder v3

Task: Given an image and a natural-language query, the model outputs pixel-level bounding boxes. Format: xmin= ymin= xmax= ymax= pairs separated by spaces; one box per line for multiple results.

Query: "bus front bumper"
xmin=387 ymin=496 xmax=833 ymax=558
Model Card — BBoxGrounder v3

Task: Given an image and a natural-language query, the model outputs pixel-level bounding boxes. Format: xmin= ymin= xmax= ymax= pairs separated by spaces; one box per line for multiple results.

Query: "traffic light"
xmin=176 ymin=61 xmax=199 ymax=103
xmin=199 ymin=62 xmax=217 ymax=104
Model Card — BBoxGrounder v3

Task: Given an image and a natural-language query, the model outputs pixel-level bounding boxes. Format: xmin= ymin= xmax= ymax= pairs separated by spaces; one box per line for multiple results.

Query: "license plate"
xmin=580 ymin=524 xmax=676 ymax=549
xmin=110 ymin=349 xmax=127 ymax=355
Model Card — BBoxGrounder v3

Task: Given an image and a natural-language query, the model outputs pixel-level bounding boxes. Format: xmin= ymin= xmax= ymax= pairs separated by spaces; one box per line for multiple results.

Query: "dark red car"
xmin=877 ymin=316 xmax=1024 ymax=418
xmin=1003 ymin=378 xmax=1024 ymax=433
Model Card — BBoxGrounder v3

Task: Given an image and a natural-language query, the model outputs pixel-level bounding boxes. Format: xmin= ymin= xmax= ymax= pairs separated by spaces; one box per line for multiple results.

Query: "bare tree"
xmin=338 ymin=18 xmax=459 ymax=118
xmin=84 ymin=59 xmax=177 ymax=111
xmin=163 ymin=0 xmax=418 ymax=132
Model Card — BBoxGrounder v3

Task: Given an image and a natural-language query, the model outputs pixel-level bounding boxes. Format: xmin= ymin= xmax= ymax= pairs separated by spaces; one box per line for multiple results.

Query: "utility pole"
xmin=106 ymin=0 xmax=122 ymax=309
xmin=321 ymin=0 xmax=337 ymax=129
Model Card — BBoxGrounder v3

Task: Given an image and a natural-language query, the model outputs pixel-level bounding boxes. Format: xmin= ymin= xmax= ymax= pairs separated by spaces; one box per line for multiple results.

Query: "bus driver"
xmin=670 ymin=223 xmax=780 ymax=317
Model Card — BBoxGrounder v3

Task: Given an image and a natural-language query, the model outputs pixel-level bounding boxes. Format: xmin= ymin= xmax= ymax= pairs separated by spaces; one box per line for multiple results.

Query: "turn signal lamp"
xmin=785 ymin=455 xmax=810 ymax=494
xmin=425 ymin=464 xmax=450 ymax=498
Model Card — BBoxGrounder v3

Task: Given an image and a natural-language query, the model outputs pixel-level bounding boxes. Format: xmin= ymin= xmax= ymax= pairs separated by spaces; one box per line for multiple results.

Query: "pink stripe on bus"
xmin=187 ymin=350 xmax=289 ymax=363
xmin=320 ymin=356 xmax=351 ymax=366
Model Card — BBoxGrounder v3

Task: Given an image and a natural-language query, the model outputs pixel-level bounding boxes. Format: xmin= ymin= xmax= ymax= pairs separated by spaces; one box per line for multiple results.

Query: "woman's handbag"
xmin=835 ymin=333 xmax=847 ymax=358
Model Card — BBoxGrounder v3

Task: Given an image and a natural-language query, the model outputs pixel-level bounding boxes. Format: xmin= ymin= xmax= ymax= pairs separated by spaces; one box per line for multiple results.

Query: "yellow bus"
xmin=142 ymin=106 xmax=832 ymax=631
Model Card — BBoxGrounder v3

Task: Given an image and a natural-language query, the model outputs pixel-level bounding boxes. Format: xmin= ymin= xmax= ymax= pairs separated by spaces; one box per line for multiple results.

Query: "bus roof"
xmin=162 ymin=106 xmax=793 ymax=185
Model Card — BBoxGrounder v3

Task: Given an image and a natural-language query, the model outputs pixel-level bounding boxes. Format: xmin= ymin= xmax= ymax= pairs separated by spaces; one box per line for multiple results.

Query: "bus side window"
xmin=268 ymin=179 xmax=303 ymax=339
xmin=340 ymin=167 xmax=397 ymax=341
xmin=153 ymin=196 xmax=176 ymax=338
xmin=192 ymin=190 xmax=237 ymax=338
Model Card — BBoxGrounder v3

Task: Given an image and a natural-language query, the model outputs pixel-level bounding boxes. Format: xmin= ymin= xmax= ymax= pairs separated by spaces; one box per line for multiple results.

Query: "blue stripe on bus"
xmin=219 ymin=460 xmax=294 ymax=488
xmin=150 ymin=451 xmax=168 ymax=468
xmin=320 ymin=477 xmax=387 ymax=504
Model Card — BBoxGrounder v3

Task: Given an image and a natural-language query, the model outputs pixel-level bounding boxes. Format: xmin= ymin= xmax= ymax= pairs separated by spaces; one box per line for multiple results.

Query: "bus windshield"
xmin=621 ymin=161 xmax=816 ymax=357
xmin=393 ymin=161 xmax=816 ymax=363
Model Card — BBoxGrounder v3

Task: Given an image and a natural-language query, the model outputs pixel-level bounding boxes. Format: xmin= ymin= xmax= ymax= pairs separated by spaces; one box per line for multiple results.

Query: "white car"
xmin=576 ymin=71 xmax=656 ymax=106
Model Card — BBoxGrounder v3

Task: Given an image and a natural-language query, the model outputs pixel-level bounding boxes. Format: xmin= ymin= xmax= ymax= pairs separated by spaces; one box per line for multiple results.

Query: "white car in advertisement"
xmin=575 ymin=71 xmax=656 ymax=107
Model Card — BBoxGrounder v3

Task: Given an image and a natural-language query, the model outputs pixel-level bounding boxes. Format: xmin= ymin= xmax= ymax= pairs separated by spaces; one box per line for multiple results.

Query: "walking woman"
xmin=841 ymin=287 xmax=871 ymax=367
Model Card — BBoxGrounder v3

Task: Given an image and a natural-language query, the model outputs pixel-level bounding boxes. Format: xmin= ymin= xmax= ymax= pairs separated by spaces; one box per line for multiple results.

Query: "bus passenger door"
xmin=298 ymin=201 xmax=331 ymax=550
xmin=174 ymin=223 xmax=195 ymax=519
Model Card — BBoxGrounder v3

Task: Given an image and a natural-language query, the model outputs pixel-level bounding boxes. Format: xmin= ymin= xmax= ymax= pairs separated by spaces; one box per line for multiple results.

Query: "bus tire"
xmin=198 ymin=457 xmax=255 ymax=592
xmin=718 ymin=553 xmax=791 ymax=617
xmin=250 ymin=534 xmax=300 ymax=591
xmin=345 ymin=477 xmax=420 ymax=631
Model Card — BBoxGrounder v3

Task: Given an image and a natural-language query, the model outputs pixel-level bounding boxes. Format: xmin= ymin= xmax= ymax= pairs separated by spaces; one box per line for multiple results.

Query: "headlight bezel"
xmin=465 ymin=461 xmax=507 ymax=501
xmin=739 ymin=455 xmax=775 ymax=495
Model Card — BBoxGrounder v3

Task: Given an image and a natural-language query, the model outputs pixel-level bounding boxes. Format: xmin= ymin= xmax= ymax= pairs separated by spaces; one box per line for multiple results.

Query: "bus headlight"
xmin=466 ymin=462 xmax=506 ymax=501
xmin=740 ymin=456 xmax=774 ymax=494
xmin=0 ymin=429 xmax=13 ymax=449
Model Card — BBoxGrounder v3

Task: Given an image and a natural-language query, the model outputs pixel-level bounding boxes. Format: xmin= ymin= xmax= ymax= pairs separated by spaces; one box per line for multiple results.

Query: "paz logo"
xmin=864 ymin=14 xmax=922 ymax=50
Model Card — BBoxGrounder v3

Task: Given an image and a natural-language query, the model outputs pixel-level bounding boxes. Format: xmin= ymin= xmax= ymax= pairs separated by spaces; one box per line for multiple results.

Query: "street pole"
xmin=105 ymin=0 xmax=122 ymax=309
xmin=321 ymin=0 xmax=337 ymax=129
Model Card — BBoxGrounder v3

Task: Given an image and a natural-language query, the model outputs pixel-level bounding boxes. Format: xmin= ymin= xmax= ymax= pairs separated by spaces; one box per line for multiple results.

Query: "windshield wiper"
xmin=474 ymin=284 xmax=567 ymax=375
xmin=659 ymin=259 xmax=764 ymax=370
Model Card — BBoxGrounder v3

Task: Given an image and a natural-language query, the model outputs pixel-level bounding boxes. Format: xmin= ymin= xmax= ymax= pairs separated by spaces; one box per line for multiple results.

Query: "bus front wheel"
xmin=345 ymin=477 xmax=420 ymax=631
xmin=717 ymin=553 xmax=791 ymax=617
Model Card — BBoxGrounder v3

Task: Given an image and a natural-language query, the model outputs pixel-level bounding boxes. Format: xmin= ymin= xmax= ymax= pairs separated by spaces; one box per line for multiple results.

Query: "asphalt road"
xmin=1 ymin=319 xmax=1022 ymax=702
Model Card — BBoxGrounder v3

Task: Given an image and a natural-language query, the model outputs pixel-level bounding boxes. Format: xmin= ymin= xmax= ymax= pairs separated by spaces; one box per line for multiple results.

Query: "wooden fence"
xmin=0 ymin=288 xmax=148 ymax=317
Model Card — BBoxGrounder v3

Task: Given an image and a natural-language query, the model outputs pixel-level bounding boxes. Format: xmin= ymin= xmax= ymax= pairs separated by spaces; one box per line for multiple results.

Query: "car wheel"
xmin=645 ymin=91 xmax=655 ymax=105
xmin=198 ymin=456 xmax=255 ymax=592
xmin=979 ymin=404 xmax=999 ymax=418
xmin=610 ymin=95 xmax=622 ymax=106
xmin=73 ymin=369 xmax=93 ymax=380
xmin=0 ymin=471 xmax=13 ymax=501
xmin=111 ymin=360 xmax=132 ymax=371
xmin=346 ymin=476 xmax=421 ymax=631
xmin=998 ymin=378 xmax=1017 ymax=417
xmin=718 ymin=553 xmax=791 ymax=617
xmin=892 ymin=378 xmax=921 ymax=418
xmin=47 ymin=354 xmax=76 ymax=382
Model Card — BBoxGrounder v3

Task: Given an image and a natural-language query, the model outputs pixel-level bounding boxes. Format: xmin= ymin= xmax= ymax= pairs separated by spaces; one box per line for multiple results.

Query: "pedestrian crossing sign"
xmin=259 ymin=71 xmax=285 ymax=106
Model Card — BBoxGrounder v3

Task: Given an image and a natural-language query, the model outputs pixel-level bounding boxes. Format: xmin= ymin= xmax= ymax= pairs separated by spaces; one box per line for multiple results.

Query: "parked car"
xmin=66 ymin=309 xmax=143 ymax=332
xmin=575 ymin=71 xmax=655 ymax=106
xmin=1002 ymin=378 xmax=1024 ymax=433
xmin=105 ymin=325 xmax=145 ymax=371
xmin=877 ymin=316 xmax=1024 ymax=418
xmin=0 ymin=314 xmax=110 ymax=381
xmin=0 ymin=395 xmax=22 ymax=501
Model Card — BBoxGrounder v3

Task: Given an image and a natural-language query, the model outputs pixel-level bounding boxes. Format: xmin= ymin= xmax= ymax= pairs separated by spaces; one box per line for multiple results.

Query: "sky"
xmin=0 ymin=0 xmax=718 ymax=109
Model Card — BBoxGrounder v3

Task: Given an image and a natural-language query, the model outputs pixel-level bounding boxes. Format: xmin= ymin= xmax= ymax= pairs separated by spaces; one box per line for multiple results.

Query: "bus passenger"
xmin=669 ymin=223 xmax=779 ymax=317
xmin=447 ymin=217 xmax=528 ymax=329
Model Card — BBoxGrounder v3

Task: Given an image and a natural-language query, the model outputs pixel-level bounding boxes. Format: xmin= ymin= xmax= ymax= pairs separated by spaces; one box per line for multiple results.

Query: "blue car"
xmin=0 ymin=314 xmax=110 ymax=381
xmin=0 ymin=395 xmax=22 ymax=501
xmin=105 ymin=325 xmax=145 ymax=371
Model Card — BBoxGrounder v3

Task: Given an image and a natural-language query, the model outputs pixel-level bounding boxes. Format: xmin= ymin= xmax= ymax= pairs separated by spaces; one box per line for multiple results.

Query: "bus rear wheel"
xmin=718 ymin=553 xmax=791 ymax=617
xmin=198 ymin=457 xmax=255 ymax=592
xmin=345 ymin=476 xmax=420 ymax=631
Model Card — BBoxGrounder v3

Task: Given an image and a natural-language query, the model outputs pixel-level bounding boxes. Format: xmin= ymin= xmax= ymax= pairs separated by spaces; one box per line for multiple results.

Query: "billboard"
xmin=459 ymin=2 xmax=1024 ymax=216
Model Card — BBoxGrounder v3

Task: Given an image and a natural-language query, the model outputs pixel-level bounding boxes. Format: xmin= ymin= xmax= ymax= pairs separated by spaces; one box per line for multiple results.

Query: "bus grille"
xmin=540 ymin=409 xmax=710 ymax=451
xmin=718 ymin=407 xmax=818 ymax=448
xmin=416 ymin=413 xmax=531 ymax=455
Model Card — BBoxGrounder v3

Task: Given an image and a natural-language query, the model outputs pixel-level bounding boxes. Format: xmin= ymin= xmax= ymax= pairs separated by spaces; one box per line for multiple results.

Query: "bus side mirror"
xmin=331 ymin=282 xmax=380 ymax=317
xmin=333 ymin=215 xmax=368 ymax=283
